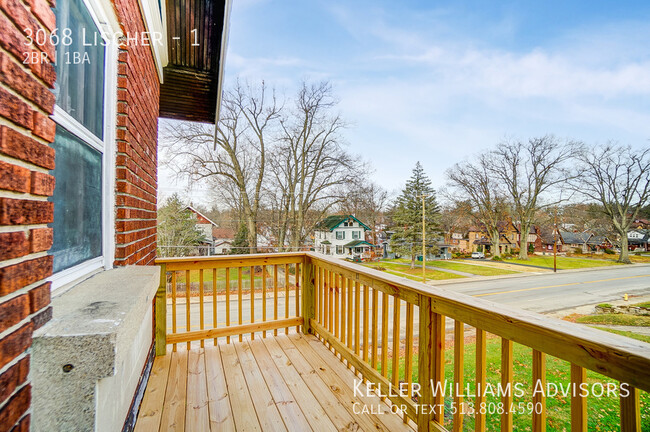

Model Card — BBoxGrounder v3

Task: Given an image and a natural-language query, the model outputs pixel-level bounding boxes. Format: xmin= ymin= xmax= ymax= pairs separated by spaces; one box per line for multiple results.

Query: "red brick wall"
xmin=112 ymin=0 xmax=159 ymax=267
xmin=0 ymin=0 xmax=56 ymax=428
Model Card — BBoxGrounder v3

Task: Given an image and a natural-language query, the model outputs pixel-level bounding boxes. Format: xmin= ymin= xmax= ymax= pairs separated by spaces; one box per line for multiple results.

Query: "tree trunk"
xmin=411 ymin=251 xmax=416 ymax=269
xmin=618 ymin=235 xmax=631 ymax=264
xmin=491 ymin=229 xmax=501 ymax=257
xmin=247 ymin=215 xmax=257 ymax=254
xmin=519 ymin=224 xmax=530 ymax=260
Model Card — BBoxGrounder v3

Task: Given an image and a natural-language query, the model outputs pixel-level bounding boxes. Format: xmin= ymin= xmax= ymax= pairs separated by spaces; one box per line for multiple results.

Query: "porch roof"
xmin=159 ymin=0 xmax=231 ymax=123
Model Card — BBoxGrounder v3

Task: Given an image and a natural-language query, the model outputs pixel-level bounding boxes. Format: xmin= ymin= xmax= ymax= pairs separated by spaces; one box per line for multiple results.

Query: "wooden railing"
xmin=155 ymin=252 xmax=650 ymax=432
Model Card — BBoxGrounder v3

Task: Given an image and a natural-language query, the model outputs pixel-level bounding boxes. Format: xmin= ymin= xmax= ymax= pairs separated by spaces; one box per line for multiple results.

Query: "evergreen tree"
xmin=157 ymin=194 xmax=207 ymax=257
xmin=231 ymin=223 xmax=250 ymax=254
xmin=390 ymin=162 xmax=441 ymax=268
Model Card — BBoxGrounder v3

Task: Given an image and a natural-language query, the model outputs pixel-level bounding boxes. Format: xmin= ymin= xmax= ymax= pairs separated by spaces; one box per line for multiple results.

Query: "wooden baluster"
xmin=371 ymin=288 xmax=378 ymax=370
xmin=391 ymin=296 xmax=401 ymax=388
xmin=323 ymin=269 xmax=329 ymax=332
xmin=238 ymin=267 xmax=243 ymax=342
xmin=476 ymin=329 xmax=487 ymax=432
xmin=295 ymin=263 xmax=300 ymax=332
xmin=155 ymin=264 xmax=167 ymax=356
xmin=334 ymin=273 xmax=340 ymax=339
xmin=381 ymin=292 xmax=389 ymax=377
xmin=453 ymin=321 xmax=464 ymax=431
xmin=340 ymin=276 xmax=347 ymax=345
xmin=532 ymin=350 xmax=546 ymax=432
xmin=185 ymin=270 xmax=191 ymax=350
xmin=250 ymin=266 xmax=255 ymax=340
xmin=212 ymin=268 xmax=217 ymax=346
xmin=404 ymin=302 xmax=414 ymax=423
xmin=355 ymin=281 xmax=361 ymax=358
xmin=171 ymin=271 xmax=177 ymax=352
xmin=620 ymin=386 xmax=641 ymax=432
xmin=225 ymin=268 xmax=230 ymax=344
xmin=363 ymin=284 xmax=369 ymax=363
xmin=329 ymin=271 xmax=334 ymax=336
xmin=315 ymin=267 xmax=320 ymax=323
xmin=199 ymin=269 xmax=205 ymax=348
xmin=274 ymin=265 xmax=279 ymax=336
xmin=570 ymin=364 xmax=587 ymax=432
xmin=347 ymin=278 xmax=353 ymax=351
xmin=262 ymin=266 xmax=267 ymax=338
xmin=501 ymin=338 xmax=513 ymax=432
xmin=432 ymin=313 xmax=444 ymax=425
xmin=301 ymin=258 xmax=314 ymax=335
xmin=285 ymin=263 xmax=290 ymax=334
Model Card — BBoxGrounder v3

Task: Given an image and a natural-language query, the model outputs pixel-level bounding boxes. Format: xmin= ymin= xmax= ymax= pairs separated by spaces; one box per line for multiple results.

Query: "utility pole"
xmin=553 ymin=209 xmax=557 ymax=273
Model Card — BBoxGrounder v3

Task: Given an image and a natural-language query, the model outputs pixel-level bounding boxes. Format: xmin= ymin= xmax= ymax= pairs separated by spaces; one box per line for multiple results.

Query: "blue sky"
xmin=160 ymin=0 xmax=650 ymax=202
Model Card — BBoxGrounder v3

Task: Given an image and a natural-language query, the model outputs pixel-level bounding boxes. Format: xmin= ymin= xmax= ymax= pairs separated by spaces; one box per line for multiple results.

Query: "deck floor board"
xmin=135 ymin=333 xmax=414 ymax=431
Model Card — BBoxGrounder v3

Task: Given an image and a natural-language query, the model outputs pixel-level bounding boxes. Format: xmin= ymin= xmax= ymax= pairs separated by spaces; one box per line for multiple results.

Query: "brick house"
xmin=0 ymin=0 xmax=229 ymax=429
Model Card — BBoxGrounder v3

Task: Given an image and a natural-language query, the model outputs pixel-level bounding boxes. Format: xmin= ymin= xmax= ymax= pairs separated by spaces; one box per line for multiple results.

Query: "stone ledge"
xmin=31 ymin=266 xmax=159 ymax=432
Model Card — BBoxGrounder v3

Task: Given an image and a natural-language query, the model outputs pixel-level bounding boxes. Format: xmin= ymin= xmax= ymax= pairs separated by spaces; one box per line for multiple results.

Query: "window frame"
xmin=48 ymin=0 xmax=119 ymax=290
xmin=336 ymin=245 xmax=344 ymax=255
xmin=336 ymin=231 xmax=345 ymax=240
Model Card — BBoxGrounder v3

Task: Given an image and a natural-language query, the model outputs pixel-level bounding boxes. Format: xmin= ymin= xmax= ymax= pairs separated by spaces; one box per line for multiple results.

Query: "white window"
xmin=352 ymin=231 xmax=361 ymax=239
xmin=49 ymin=0 xmax=119 ymax=289
xmin=336 ymin=231 xmax=345 ymax=240
xmin=336 ymin=245 xmax=344 ymax=255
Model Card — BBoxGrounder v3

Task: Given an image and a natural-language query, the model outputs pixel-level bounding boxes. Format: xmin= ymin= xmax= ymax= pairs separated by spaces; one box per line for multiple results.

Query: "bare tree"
xmin=269 ymin=81 xmax=361 ymax=248
xmin=487 ymin=136 xmax=576 ymax=259
xmin=571 ymin=144 xmax=650 ymax=263
xmin=161 ymin=81 xmax=282 ymax=252
xmin=338 ymin=180 xmax=390 ymax=244
xmin=446 ymin=155 xmax=509 ymax=257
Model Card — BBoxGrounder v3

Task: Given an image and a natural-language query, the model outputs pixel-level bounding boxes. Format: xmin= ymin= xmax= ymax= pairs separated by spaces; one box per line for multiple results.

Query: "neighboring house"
xmin=468 ymin=221 xmax=520 ymax=255
xmin=445 ymin=230 xmax=472 ymax=253
xmin=314 ymin=215 xmax=374 ymax=257
xmin=213 ymin=227 xmax=235 ymax=254
xmin=557 ymin=231 xmax=612 ymax=253
xmin=186 ymin=206 xmax=219 ymax=243
xmin=532 ymin=226 xmax=559 ymax=252
xmin=0 ymin=0 xmax=229 ymax=429
xmin=628 ymin=229 xmax=650 ymax=251
xmin=632 ymin=219 xmax=650 ymax=229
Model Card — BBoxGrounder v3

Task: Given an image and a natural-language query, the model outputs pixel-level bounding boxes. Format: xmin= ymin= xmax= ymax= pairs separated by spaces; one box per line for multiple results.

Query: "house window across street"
xmin=336 ymin=231 xmax=345 ymax=240
xmin=352 ymin=231 xmax=360 ymax=239
xmin=336 ymin=245 xmax=344 ymax=254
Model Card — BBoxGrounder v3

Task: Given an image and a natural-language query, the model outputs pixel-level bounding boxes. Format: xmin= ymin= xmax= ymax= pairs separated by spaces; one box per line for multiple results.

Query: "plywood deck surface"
xmin=135 ymin=333 xmax=415 ymax=431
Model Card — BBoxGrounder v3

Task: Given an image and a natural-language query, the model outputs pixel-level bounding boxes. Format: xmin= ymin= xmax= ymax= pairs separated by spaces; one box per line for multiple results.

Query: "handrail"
xmin=305 ymin=252 xmax=650 ymax=393
xmin=154 ymin=252 xmax=649 ymax=432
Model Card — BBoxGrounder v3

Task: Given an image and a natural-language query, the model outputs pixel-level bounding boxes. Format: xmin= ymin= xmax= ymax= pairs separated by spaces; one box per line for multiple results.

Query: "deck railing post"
xmin=418 ymin=295 xmax=434 ymax=431
xmin=155 ymin=263 xmax=167 ymax=356
xmin=301 ymin=255 xmax=315 ymax=334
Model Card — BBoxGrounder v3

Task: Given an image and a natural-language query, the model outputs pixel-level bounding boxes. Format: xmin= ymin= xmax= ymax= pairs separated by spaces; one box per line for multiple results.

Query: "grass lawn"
xmin=575 ymin=314 xmax=650 ymax=327
xmin=593 ymin=327 xmax=650 ymax=344
xmin=169 ymin=267 xmax=294 ymax=293
xmin=363 ymin=261 xmax=466 ymax=281
xmin=383 ymin=335 xmax=649 ymax=431
xmin=389 ymin=259 xmax=518 ymax=276
xmin=632 ymin=301 xmax=650 ymax=308
xmin=504 ymin=256 xmax=622 ymax=270
xmin=630 ymin=255 xmax=650 ymax=263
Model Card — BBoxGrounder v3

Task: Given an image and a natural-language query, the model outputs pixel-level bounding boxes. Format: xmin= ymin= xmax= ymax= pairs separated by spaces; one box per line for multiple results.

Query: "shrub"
xmin=604 ymin=248 xmax=615 ymax=255
xmin=598 ymin=303 xmax=613 ymax=308
xmin=375 ymin=266 xmax=386 ymax=271
xmin=492 ymin=255 xmax=503 ymax=261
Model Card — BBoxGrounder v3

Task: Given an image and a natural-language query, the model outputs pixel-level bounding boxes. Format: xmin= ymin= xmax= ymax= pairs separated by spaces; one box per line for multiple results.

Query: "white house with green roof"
xmin=313 ymin=215 xmax=375 ymax=257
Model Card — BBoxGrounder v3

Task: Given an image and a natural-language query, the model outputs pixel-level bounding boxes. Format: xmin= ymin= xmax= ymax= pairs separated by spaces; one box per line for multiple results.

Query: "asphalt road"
xmin=167 ymin=264 xmax=650 ymax=338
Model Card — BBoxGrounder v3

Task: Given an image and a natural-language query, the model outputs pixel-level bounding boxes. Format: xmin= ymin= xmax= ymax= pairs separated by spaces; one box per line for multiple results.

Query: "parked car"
xmin=471 ymin=251 xmax=485 ymax=259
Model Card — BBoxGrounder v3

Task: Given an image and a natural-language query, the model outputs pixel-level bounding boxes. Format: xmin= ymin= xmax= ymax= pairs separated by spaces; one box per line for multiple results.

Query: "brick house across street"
xmin=0 ymin=0 xmax=229 ymax=429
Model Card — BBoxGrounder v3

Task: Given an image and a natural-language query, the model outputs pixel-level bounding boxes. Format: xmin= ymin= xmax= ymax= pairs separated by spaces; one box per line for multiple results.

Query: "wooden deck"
xmin=135 ymin=333 xmax=415 ymax=431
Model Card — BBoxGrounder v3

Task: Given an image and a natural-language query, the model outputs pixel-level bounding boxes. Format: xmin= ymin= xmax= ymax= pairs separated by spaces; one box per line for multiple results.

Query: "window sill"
xmin=31 ymin=266 xmax=160 ymax=432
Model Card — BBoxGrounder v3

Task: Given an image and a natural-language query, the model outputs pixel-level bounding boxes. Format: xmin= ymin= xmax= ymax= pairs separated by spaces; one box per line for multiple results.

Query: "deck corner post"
xmin=301 ymin=255 xmax=315 ymax=334
xmin=418 ymin=294 xmax=434 ymax=431
xmin=155 ymin=263 xmax=167 ymax=356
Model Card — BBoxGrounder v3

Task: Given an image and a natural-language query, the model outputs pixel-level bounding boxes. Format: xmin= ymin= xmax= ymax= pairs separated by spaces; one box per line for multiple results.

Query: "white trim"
xmin=49 ymin=0 xmax=120 ymax=290
xmin=48 ymin=257 xmax=104 ymax=290
xmin=52 ymin=107 xmax=104 ymax=152
xmin=137 ymin=0 xmax=168 ymax=82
